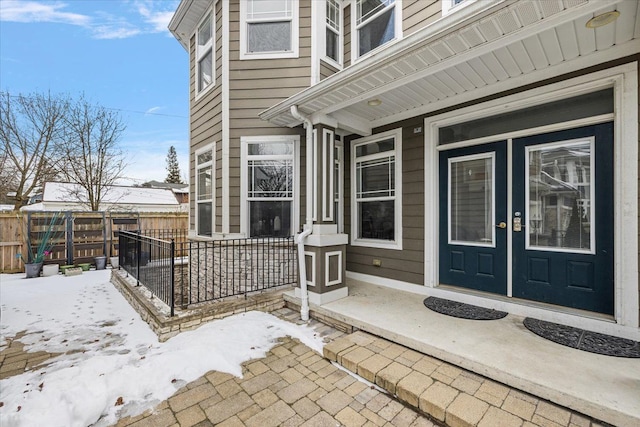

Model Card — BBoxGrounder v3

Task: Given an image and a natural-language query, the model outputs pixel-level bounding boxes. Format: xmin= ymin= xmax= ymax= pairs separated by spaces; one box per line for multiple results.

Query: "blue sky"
xmin=0 ymin=0 xmax=190 ymax=185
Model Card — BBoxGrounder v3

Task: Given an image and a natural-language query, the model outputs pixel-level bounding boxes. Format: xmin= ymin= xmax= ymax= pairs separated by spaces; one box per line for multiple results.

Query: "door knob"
xmin=496 ymin=222 xmax=507 ymax=229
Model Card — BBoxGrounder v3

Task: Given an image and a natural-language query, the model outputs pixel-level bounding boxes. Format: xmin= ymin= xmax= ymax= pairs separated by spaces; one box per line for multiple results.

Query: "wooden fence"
xmin=0 ymin=211 xmax=188 ymax=273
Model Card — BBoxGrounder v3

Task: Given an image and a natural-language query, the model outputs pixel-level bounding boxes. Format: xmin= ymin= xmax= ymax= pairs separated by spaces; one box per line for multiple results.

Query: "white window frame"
xmin=240 ymin=135 xmax=300 ymax=237
xmin=442 ymin=0 xmax=476 ymax=16
xmin=324 ymin=0 xmax=342 ymax=67
xmin=195 ymin=8 xmax=215 ymax=97
xmin=351 ymin=128 xmax=403 ymax=250
xmin=351 ymin=0 xmax=402 ymax=63
xmin=195 ymin=143 xmax=216 ymax=237
xmin=239 ymin=0 xmax=299 ymax=60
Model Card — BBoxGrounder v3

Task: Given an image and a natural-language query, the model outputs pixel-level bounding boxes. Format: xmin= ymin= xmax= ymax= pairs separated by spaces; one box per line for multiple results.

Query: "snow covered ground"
xmin=0 ymin=270 xmax=323 ymax=427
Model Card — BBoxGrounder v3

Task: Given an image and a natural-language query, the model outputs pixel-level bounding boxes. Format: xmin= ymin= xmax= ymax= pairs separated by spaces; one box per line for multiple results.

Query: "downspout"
xmin=291 ymin=105 xmax=313 ymax=321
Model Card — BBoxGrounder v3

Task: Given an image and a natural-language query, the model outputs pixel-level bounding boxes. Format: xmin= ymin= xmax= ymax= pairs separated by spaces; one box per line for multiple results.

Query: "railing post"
xmin=136 ymin=230 xmax=141 ymax=286
xmin=170 ymin=239 xmax=175 ymax=317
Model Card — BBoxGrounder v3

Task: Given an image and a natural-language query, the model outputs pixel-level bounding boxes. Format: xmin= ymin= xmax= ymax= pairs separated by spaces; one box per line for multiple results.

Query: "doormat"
xmin=423 ymin=297 xmax=508 ymax=320
xmin=523 ymin=318 xmax=640 ymax=358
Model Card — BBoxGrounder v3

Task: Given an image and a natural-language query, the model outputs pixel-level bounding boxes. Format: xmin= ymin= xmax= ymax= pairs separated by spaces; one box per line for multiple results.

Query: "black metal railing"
xmin=119 ymin=230 xmax=176 ymax=316
xmin=187 ymin=237 xmax=297 ymax=305
xmin=117 ymin=230 xmax=297 ymax=314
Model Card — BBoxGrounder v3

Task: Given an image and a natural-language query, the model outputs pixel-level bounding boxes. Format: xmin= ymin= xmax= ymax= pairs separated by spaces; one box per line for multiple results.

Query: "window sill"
xmin=350 ymin=238 xmax=402 ymax=251
xmin=240 ymin=50 xmax=299 ymax=60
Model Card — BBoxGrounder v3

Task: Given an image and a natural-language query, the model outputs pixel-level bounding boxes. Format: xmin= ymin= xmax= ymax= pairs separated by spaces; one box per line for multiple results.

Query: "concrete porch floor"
xmin=285 ymin=279 xmax=640 ymax=427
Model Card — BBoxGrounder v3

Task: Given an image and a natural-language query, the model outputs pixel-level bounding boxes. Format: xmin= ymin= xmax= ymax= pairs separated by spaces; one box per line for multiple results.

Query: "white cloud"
xmin=0 ymin=1 xmax=90 ymax=25
xmin=0 ymin=0 xmax=180 ymax=40
xmin=136 ymin=3 xmax=176 ymax=33
xmin=144 ymin=106 xmax=162 ymax=115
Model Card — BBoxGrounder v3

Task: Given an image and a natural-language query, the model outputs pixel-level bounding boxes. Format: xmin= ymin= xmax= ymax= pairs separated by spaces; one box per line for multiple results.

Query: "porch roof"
xmin=260 ymin=0 xmax=640 ymax=135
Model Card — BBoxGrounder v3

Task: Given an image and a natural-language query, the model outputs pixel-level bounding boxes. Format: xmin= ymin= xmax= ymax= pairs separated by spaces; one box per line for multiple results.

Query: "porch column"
xmin=296 ymin=122 xmax=349 ymax=305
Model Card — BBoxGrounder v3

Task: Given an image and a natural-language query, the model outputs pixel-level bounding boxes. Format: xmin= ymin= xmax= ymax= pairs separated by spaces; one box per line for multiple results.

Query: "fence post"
xmin=26 ymin=212 xmax=32 ymax=263
xmin=170 ymin=239 xmax=175 ymax=317
xmin=65 ymin=212 xmax=73 ymax=265
xmin=136 ymin=230 xmax=141 ymax=286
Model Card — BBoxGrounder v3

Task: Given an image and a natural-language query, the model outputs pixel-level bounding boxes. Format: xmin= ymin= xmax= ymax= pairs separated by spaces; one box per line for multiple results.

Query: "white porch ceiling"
xmin=261 ymin=0 xmax=640 ymax=134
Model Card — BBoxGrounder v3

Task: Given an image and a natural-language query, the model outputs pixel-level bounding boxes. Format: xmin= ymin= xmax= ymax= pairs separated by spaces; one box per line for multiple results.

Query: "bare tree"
xmin=0 ymin=92 xmax=67 ymax=209
xmin=56 ymin=96 xmax=127 ymax=211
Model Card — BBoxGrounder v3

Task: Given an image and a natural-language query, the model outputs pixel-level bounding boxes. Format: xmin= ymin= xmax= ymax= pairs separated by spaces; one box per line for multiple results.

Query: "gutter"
xmin=290 ymin=105 xmax=313 ymax=321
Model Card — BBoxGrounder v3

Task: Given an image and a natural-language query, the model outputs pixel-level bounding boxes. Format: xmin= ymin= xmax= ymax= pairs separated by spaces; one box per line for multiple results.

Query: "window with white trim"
xmin=355 ymin=0 xmax=398 ymax=58
xmin=326 ymin=0 xmax=341 ymax=64
xmin=196 ymin=10 xmax=214 ymax=94
xmin=351 ymin=129 xmax=402 ymax=249
xmin=243 ymin=137 xmax=298 ymax=237
xmin=442 ymin=0 xmax=474 ymax=16
xmin=240 ymin=0 xmax=299 ymax=59
xmin=196 ymin=144 xmax=215 ymax=236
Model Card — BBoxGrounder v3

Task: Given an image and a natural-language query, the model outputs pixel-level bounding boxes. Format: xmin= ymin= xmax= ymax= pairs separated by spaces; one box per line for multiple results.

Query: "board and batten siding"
xmin=344 ymin=121 xmax=426 ymax=285
xmin=227 ymin=0 xmax=312 ymax=234
xmin=402 ymin=0 xmax=441 ymax=36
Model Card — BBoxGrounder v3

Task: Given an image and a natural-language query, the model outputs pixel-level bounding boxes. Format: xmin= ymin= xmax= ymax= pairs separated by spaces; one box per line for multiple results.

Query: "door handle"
xmin=496 ymin=222 xmax=507 ymax=229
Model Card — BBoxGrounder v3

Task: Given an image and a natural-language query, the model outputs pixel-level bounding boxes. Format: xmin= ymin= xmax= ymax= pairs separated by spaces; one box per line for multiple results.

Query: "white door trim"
xmin=424 ymin=62 xmax=638 ymax=329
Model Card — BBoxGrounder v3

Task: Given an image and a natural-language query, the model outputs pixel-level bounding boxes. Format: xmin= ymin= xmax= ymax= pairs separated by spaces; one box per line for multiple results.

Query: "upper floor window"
xmin=240 ymin=0 xmax=299 ymax=60
xmin=355 ymin=0 xmax=398 ymax=58
xmin=442 ymin=0 xmax=473 ymax=15
xmin=196 ymin=10 xmax=214 ymax=94
xmin=326 ymin=0 xmax=341 ymax=64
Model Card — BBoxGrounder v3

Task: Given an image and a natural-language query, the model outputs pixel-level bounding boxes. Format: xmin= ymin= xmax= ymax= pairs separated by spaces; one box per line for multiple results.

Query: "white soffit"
xmin=262 ymin=0 xmax=639 ymax=130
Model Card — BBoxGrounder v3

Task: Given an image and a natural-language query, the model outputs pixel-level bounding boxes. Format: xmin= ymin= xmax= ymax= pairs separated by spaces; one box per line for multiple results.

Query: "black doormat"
xmin=523 ymin=318 xmax=640 ymax=358
xmin=423 ymin=297 xmax=508 ymax=320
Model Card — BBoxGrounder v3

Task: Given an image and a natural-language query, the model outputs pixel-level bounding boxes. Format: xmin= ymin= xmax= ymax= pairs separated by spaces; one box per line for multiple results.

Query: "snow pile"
xmin=0 ymin=271 xmax=322 ymax=427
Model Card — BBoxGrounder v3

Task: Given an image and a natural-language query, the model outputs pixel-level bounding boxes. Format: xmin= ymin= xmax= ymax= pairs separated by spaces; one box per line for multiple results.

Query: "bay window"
xmin=355 ymin=0 xmax=398 ymax=58
xmin=240 ymin=0 xmax=299 ymax=59
xmin=326 ymin=0 xmax=341 ymax=63
xmin=196 ymin=10 xmax=214 ymax=94
xmin=196 ymin=144 xmax=215 ymax=236
xmin=242 ymin=136 xmax=299 ymax=237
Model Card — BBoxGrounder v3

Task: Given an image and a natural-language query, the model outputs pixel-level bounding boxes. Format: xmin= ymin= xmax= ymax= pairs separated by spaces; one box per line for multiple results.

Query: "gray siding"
xmin=343 ymin=4 xmax=351 ymax=68
xmin=188 ymin=1 xmax=224 ymax=232
xmin=320 ymin=59 xmax=339 ymax=81
xmin=227 ymin=0 xmax=312 ymax=234
xmin=345 ymin=121 xmax=425 ymax=285
xmin=403 ymin=0 xmax=440 ymax=36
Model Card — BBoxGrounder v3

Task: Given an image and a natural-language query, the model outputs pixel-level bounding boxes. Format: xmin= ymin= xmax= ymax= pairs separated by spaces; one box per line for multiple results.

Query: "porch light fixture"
xmin=585 ymin=11 xmax=620 ymax=29
xmin=367 ymin=99 xmax=382 ymax=107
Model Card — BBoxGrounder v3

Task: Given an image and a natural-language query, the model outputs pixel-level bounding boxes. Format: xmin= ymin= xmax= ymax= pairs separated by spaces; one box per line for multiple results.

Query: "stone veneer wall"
xmin=111 ymin=270 xmax=289 ymax=342
xmin=187 ymin=240 xmax=297 ymax=304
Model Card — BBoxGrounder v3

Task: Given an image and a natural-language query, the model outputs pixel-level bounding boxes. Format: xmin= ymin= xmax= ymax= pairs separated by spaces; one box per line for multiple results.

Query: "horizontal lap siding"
xmin=228 ymin=0 xmax=311 ymax=234
xmin=343 ymin=5 xmax=351 ymax=68
xmin=345 ymin=122 xmax=425 ymax=285
xmin=320 ymin=60 xmax=339 ymax=81
xmin=403 ymin=0 xmax=440 ymax=36
xmin=189 ymin=1 xmax=224 ymax=233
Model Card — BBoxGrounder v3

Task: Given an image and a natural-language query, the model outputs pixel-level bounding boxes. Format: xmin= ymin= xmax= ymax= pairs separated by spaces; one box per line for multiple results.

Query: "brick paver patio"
xmin=0 ymin=307 xmax=614 ymax=426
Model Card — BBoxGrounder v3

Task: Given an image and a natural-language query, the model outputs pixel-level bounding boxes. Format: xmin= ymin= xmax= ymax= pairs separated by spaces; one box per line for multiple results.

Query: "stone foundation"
xmin=111 ymin=270 xmax=290 ymax=342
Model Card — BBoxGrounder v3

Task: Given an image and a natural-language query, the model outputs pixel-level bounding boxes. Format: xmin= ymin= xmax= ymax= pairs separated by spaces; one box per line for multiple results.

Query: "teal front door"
xmin=511 ymin=124 xmax=614 ymax=314
xmin=440 ymin=123 xmax=614 ymax=315
xmin=439 ymin=141 xmax=508 ymax=295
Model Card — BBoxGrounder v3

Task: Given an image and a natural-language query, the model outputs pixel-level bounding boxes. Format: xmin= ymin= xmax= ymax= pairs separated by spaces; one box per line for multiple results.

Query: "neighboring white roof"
xmin=0 ymin=204 xmax=15 ymax=211
xmin=43 ymin=182 xmax=180 ymax=206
